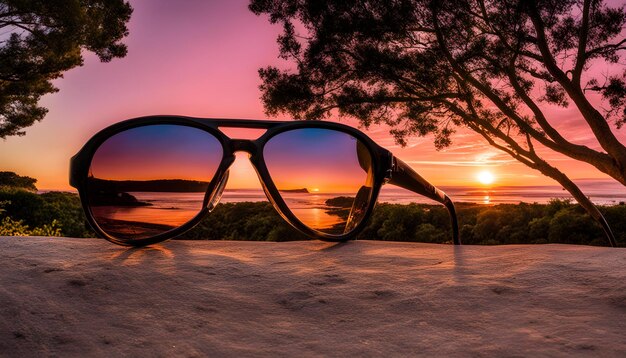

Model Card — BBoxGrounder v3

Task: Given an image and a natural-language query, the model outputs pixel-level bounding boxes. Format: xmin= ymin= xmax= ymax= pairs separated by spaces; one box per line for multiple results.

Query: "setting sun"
xmin=477 ymin=171 xmax=495 ymax=185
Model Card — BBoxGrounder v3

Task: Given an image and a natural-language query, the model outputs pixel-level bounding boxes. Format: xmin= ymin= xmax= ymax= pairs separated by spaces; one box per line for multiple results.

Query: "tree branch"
xmin=504 ymin=61 xmax=611 ymax=164
xmin=585 ymin=38 xmax=626 ymax=58
xmin=573 ymin=0 xmax=591 ymax=85
xmin=525 ymin=0 xmax=626 ymax=166
xmin=432 ymin=5 xmax=623 ymax=181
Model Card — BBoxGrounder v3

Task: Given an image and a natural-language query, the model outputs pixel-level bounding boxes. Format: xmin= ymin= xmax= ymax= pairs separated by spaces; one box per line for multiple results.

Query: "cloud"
xmin=406 ymin=159 xmax=516 ymax=167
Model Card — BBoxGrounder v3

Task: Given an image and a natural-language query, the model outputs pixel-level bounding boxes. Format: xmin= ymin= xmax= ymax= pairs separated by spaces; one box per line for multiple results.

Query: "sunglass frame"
xmin=70 ymin=115 xmax=398 ymax=246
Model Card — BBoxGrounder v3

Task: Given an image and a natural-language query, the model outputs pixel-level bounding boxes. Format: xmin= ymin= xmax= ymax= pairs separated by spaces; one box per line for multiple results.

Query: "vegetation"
xmin=0 ymin=171 xmax=37 ymax=191
xmin=88 ymin=178 xmax=210 ymax=193
xmin=0 ymin=188 xmax=94 ymax=238
xmin=0 ymin=216 xmax=62 ymax=237
xmin=178 ymin=202 xmax=309 ymax=242
xmin=0 ymin=185 xmax=624 ymax=246
xmin=249 ymin=0 xmax=626 ymax=243
xmin=0 ymin=0 xmax=133 ymax=138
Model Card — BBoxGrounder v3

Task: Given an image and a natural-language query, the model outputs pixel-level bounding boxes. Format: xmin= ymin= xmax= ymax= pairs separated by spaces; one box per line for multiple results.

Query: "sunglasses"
xmin=70 ymin=116 xmax=460 ymax=246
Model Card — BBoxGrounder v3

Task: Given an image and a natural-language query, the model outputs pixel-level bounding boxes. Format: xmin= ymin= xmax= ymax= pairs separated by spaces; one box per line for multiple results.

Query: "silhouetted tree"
xmin=250 ymin=0 xmax=625 ymax=245
xmin=0 ymin=171 xmax=37 ymax=191
xmin=0 ymin=0 xmax=133 ymax=138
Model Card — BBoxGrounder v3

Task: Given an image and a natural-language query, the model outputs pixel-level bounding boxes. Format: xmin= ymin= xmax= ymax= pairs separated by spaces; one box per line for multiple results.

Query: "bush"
xmin=548 ymin=209 xmax=602 ymax=245
xmin=601 ymin=205 xmax=626 ymax=245
xmin=414 ymin=223 xmax=446 ymax=243
xmin=472 ymin=209 xmax=503 ymax=242
xmin=376 ymin=205 xmax=423 ymax=241
xmin=30 ymin=220 xmax=63 ymax=237
xmin=528 ymin=216 xmax=551 ymax=243
xmin=179 ymin=202 xmax=307 ymax=241
xmin=0 ymin=188 xmax=93 ymax=238
xmin=0 ymin=217 xmax=62 ymax=237
xmin=0 ymin=217 xmax=30 ymax=236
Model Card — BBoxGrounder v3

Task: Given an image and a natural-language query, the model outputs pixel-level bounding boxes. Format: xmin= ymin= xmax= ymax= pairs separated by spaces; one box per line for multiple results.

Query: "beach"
xmin=1 ymin=236 xmax=624 ymax=356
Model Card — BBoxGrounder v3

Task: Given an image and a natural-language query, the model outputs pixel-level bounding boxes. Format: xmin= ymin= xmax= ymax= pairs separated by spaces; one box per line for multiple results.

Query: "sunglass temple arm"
xmin=385 ymin=156 xmax=461 ymax=245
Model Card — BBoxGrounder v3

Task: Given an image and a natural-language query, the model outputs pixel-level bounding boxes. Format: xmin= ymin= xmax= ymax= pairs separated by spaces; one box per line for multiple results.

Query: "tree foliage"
xmin=0 ymin=171 xmax=37 ymax=191
xmin=249 ymin=0 xmax=626 ymax=243
xmin=249 ymin=0 xmax=625 ymax=178
xmin=0 ymin=0 xmax=133 ymax=138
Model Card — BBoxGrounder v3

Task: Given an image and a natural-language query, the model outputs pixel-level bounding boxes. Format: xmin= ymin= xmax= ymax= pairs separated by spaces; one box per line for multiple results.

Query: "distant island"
xmin=86 ymin=177 xmax=210 ymax=206
xmin=279 ymin=188 xmax=309 ymax=193
xmin=89 ymin=191 xmax=153 ymax=207
xmin=87 ymin=177 xmax=210 ymax=192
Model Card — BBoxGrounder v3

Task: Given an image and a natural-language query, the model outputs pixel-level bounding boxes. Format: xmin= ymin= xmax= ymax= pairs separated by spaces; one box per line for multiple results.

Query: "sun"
xmin=311 ymin=188 xmax=320 ymax=192
xmin=477 ymin=170 xmax=495 ymax=185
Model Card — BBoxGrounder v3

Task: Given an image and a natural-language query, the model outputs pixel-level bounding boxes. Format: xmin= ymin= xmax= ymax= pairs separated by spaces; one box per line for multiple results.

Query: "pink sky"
xmin=0 ymin=0 xmax=624 ymax=190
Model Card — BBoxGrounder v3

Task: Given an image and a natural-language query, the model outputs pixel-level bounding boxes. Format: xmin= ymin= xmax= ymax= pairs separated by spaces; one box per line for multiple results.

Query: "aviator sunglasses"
xmin=70 ymin=116 xmax=460 ymax=246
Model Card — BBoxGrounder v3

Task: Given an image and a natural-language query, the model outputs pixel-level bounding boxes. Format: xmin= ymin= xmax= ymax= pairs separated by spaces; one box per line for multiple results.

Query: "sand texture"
xmin=0 ymin=237 xmax=625 ymax=357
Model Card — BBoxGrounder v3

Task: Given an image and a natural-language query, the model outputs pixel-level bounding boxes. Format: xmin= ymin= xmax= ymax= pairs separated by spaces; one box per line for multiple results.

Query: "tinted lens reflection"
xmin=264 ymin=128 xmax=374 ymax=235
xmin=87 ymin=125 xmax=223 ymax=241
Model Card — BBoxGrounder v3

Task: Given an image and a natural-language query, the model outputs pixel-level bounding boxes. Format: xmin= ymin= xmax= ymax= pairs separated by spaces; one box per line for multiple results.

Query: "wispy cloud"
xmin=406 ymin=159 xmax=516 ymax=167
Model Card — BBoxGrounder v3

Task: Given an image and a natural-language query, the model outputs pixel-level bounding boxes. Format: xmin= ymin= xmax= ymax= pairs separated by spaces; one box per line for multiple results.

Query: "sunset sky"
xmin=90 ymin=125 xmax=223 ymax=181
xmin=0 ymin=0 xmax=624 ymax=191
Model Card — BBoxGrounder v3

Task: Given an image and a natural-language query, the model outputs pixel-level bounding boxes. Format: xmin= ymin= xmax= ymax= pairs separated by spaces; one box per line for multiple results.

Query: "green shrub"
xmin=179 ymin=202 xmax=307 ymax=241
xmin=414 ymin=223 xmax=446 ymax=243
xmin=472 ymin=209 xmax=503 ymax=242
xmin=545 ymin=198 xmax=574 ymax=216
xmin=528 ymin=216 xmax=551 ymax=243
xmin=376 ymin=205 xmax=423 ymax=241
xmin=0 ymin=217 xmax=62 ymax=237
xmin=548 ymin=209 xmax=602 ymax=245
xmin=0 ymin=217 xmax=31 ymax=236
xmin=0 ymin=188 xmax=93 ymax=238
xmin=29 ymin=220 xmax=62 ymax=237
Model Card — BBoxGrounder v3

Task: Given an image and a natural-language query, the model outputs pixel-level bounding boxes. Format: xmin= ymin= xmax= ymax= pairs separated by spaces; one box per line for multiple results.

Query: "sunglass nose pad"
xmin=207 ymin=170 xmax=229 ymax=211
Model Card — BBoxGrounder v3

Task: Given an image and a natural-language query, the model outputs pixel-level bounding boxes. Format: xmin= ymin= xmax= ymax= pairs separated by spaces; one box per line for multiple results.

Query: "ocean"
xmin=219 ymin=180 xmax=626 ymax=206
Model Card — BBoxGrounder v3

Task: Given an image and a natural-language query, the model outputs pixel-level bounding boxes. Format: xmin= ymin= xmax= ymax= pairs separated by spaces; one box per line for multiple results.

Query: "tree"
xmin=0 ymin=0 xmax=133 ymax=138
xmin=0 ymin=171 xmax=37 ymax=191
xmin=249 ymin=0 xmax=625 ymax=246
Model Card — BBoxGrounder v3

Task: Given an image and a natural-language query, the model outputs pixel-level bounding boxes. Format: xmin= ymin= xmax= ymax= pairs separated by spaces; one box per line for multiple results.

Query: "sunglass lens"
xmin=86 ymin=124 xmax=223 ymax=241
xmin=264 ymin=128 xmax=374 ymax=235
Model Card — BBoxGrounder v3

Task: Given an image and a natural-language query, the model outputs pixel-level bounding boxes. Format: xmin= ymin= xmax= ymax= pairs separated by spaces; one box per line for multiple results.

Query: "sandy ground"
xmin=0 ymin=237 xmax=624 ymax=357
